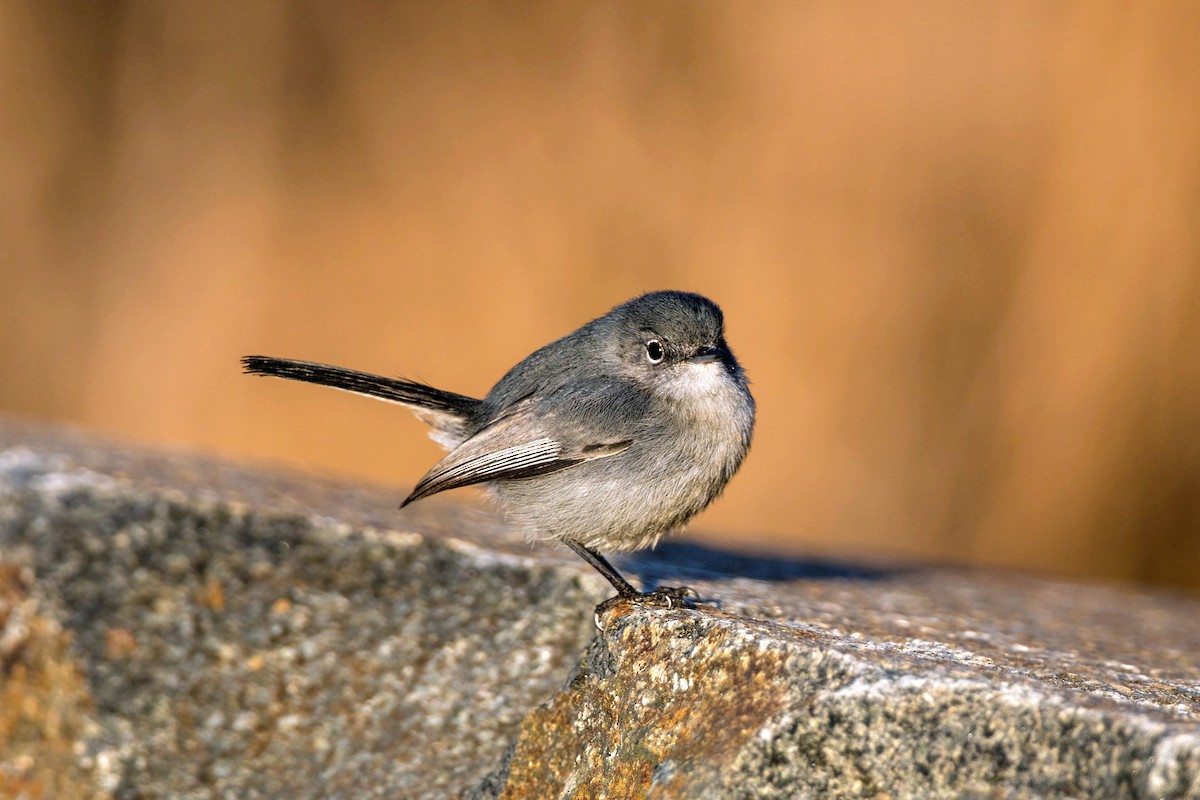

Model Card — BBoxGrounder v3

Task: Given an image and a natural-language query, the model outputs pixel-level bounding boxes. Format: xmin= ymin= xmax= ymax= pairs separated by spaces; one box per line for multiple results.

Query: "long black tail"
xmin=241 ymin=356 xmax=481 ymax=418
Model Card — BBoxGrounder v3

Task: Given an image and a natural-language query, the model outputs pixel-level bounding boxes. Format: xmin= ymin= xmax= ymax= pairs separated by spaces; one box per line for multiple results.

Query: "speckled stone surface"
xmin=472 ymin=604 xmax=1200 ymax=799
xmin=0 ymin=420 xmax=601 ymax=799
xmin=1 ymin=418 xmax=1199 ymax=799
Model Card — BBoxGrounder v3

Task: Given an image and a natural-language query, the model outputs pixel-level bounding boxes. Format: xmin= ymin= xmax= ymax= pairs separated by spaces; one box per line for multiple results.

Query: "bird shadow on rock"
xmin=616 ymin=540 xmax=897 ymax=601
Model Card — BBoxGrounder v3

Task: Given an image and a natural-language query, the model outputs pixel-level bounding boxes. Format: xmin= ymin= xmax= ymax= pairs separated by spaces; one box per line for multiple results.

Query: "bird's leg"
xmin=566 ymin=541 xmax=697 ymax=609
xmin=566 ymin=541 xmax=639 ymax=597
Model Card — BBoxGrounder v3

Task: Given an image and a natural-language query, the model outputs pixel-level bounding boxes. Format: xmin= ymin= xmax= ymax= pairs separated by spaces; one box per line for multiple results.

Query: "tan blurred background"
xmin=2 ymin=3 xmax=1198 ymax=589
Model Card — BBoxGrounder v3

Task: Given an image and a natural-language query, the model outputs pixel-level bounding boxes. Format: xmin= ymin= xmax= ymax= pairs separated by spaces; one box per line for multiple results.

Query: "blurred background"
xmin=2 ymin=3 xmax=1198 ymax=589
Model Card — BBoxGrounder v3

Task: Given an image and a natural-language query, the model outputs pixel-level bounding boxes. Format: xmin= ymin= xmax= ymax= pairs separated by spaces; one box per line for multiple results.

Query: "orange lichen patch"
xmin=103 ymin=628 xmax=137 ymax=660
xmin=270 ymin=598 xmax=292 ymax=615
xmin=0 ymin=563 xmax=101 ymax=800
xmin=496 ymin=688 xmax=592 ymax=798
xmin=498 ymin=610 xmax=794 ymax=798
xmin=198 ymin=578 xmax=226 ymax=612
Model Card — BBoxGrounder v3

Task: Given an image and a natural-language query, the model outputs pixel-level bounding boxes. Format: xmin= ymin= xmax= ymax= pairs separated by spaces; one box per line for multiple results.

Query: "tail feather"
xmin=241 ymin=356 xmax=481 ymax=419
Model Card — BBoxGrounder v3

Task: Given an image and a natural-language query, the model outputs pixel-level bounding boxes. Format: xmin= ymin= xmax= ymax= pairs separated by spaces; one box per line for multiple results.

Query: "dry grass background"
xmin=2 ymin=3 xmax=1198 ymax=589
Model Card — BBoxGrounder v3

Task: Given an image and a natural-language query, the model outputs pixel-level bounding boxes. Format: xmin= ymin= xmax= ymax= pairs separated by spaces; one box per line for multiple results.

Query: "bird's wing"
xmin=400 ymin=399 xmax=632 ymax=506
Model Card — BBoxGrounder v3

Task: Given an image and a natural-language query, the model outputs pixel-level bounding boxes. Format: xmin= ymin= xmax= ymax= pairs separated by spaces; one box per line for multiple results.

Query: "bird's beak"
xmin=689 ymin=345 xmax=727 ymax=365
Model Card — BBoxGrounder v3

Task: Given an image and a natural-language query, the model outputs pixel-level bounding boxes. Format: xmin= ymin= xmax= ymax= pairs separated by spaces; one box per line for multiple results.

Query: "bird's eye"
xmin=645 ymin=339 xmax=664 ymax=364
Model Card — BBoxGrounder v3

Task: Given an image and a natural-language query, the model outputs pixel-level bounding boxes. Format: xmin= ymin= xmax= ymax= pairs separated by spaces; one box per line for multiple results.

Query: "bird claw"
xmin=639 ymin=584 xmax=698 ymax=608
xmin=593 ymin=584 xmax=698 ymax=626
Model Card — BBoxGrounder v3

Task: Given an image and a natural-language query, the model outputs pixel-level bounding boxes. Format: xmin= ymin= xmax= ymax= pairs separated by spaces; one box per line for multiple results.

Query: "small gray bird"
xmin=243 ymin=290 xmax=755 ymax=602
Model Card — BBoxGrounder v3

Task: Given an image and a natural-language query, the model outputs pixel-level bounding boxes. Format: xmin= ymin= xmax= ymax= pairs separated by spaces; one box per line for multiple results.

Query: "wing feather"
xmin=401 ymin=437 xmax=572 ymax=505
xmin=400 ymin=403 xmax=633 ymax=506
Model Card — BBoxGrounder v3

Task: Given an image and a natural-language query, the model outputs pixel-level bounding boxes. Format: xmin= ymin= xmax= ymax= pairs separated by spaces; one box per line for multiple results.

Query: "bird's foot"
xmin=594 ymin=584 xmax=698 ymax=623
xmin=636 ymin=584 xmax=699 ymax=608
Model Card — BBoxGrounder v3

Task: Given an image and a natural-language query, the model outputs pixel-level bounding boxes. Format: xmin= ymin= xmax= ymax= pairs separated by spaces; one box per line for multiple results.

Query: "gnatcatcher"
xmin=243 ymin=290 xmax=755 ymax=604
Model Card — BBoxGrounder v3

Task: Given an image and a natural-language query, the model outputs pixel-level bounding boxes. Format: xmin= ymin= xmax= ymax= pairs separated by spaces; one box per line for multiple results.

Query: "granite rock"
xmin=0 ymin=420 xmax=599 ymax=799
xmin=1 ymin=418 xmax=1198 ymax=799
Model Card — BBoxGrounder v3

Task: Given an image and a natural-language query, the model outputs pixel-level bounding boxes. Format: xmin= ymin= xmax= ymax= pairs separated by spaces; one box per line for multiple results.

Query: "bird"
xmin=243 ymin=290 xmax=755 ymax=603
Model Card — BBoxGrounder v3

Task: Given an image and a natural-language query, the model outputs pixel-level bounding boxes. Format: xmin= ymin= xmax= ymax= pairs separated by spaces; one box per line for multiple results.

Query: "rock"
xmin=472 ymin=598 xmax=1200 ymax=799
xmin=0 ymin=419 xmax=600 ymax=799
xmin=1 ymin=418 xmax=1199 ymax=799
